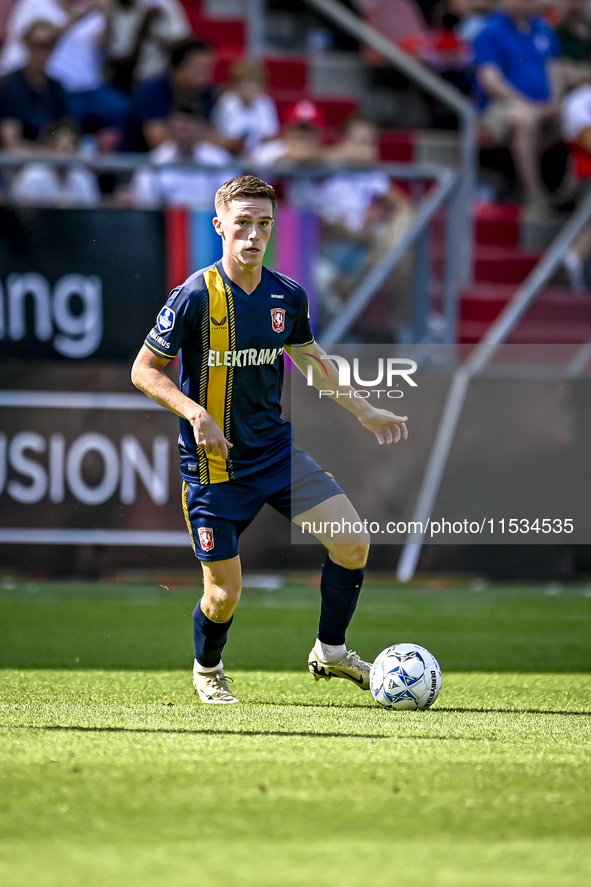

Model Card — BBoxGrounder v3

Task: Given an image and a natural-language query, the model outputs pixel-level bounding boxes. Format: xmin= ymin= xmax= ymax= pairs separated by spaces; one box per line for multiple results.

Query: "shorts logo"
xmin=198 ymin=527 xmax=215 ymax=552
xmin=271 ymin=307 xmax=286 ymax=333
xmin=157 ymin=306 xmax=176 ymax=333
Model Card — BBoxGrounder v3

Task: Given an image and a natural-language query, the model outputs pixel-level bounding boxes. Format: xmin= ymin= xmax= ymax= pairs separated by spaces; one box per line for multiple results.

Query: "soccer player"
xmin=131 ymin=175 xmax=408 ymax=704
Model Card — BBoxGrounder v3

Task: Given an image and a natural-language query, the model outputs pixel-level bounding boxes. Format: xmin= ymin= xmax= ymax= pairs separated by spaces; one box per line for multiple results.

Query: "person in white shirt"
xmin=315 ymin=114 xmax=414 ymax=324
xmin=250 ymin=99 xmax=327 ymax=211
xmin=1 ymin=0 xmax=78 ymax=74
xmin=560 ymin=84 xmax=591 ymax=290
xmin=131 ymin=103 xmax=238 ymax=208
xmin=10 ymin=117 xmax=101 ymax=206
xmin=562 ymin=82 xmax=591 ymax=150
xmin=212 ymin=59 xmax=280 ymax=157
xmin=1 ymin=0 xmax=131 ymax=136
xmin=319 ymin=114 xmax=409 ymax=232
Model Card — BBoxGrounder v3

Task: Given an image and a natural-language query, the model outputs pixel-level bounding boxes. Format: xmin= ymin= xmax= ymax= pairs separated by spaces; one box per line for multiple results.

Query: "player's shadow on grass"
xmin=9 ymin=723 xmax=395 ymax=739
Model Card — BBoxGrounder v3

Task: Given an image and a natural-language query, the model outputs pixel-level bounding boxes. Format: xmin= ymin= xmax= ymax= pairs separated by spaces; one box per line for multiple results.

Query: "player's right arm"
xmin=131 ymin=345 xmax=232 ymax=458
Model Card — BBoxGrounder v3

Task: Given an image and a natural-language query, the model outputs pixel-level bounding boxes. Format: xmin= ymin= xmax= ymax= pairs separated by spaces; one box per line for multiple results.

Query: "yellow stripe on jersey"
xmin=181 ymin=481 xmax=196 ymax=552
xmin=203 ymin=267 xmax=232 ymax=483
xmin=197 ymin=284 xmax=210 ymax=484
xmin=224 ymin=281 xmax=236 ymax=453
xmin=144 ymin=339 xmax=174 ymax=359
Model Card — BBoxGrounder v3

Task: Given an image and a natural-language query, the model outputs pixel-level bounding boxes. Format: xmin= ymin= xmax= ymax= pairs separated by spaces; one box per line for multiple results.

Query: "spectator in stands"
xmin=251 ymin=99 xmax=325 ymax=167
xmin=315 ymin=114 xmax=414 ymax=321
xmin=9 ymin=117 xmax=101 ymax=205
xmin=0 ymin=0 xmax=91 ymax=74
xmin=211 ymin=59 xmax=280 ymax=157
xmin=433 ymin=0 xmax=494 ymax=43
xmin=1 ymin=0 xmax=131 ymax=139
xmin=322 ymin=114 xmax=412 ymax=225
xmin=474 ymin=0 xmax=563 ymax=212
xmin=126 ymin=36 xmax=217 ymax=151
xmin=106 ymin=0 xmax=191 ymax=94
xmin=250 ymin=99 xmax=327 ymax=211
xmin=0 ymin=19 xmax=67 ymax=149
xmin=563 ymin=78 xmax=591 ymax=161
xmin=556 ymin=0 xmax=591 ymax=89
xmin=130 ymin=103 xmax=237 ymax=208
xmin=561 ymin=82 xmax=591 ymax=289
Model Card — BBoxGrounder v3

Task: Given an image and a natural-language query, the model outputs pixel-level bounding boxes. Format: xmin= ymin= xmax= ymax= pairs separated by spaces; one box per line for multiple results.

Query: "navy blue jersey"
xmin=144 ymin=260 xmax=314 ymax=483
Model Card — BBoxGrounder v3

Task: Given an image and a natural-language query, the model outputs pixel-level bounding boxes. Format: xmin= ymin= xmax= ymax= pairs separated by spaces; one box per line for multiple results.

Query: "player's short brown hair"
xmin=214 ymin=176 xmax=277 ymax=215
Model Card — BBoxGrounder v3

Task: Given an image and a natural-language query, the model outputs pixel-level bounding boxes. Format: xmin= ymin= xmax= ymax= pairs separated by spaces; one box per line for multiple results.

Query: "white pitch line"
xmin=0 ymin=391 xmax=164 ymax=410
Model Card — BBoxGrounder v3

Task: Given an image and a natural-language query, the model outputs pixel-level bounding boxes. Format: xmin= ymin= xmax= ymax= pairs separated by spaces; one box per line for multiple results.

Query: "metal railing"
xmin=303 ymin=0 xmax=477 ymax=290
xmin=318 ymin=162 xmax=461 ymax=343
xmin=0 ymin=151 xmax=459 ymax=342
xmin=396 ymin=187 xmax=591 ymax=581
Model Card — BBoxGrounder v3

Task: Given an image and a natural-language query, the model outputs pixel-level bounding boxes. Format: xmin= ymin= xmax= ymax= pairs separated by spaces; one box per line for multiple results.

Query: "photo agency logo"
xmin=302 ymin=353 xmax=418 ymax=399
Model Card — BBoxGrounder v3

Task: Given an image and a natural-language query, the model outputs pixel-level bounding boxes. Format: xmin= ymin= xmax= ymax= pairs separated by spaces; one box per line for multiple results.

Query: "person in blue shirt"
xmin=125 ymin=36 xmax=216 ymax=152
xmin=474 ymin=0 xmax=563 ymax=209
xmin=132 ymin=175 xmax=408 ymax=704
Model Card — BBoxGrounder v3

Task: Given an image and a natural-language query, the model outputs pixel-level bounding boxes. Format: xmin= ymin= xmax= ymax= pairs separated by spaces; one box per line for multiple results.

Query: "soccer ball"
xmin=369 ymin=643 xmax=442 ymax=710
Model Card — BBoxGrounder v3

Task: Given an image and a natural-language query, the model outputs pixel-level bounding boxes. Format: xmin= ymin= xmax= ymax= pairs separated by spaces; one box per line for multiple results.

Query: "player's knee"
xmin=203 ymin=568 xmax=242 ymax=607
xmin=329 ymin=541 xmax=370 ymax=571
xmin=207 ymin=580 xmax=242 ymax=607
xmin=213 ymin=585 xmax=242 ymax=608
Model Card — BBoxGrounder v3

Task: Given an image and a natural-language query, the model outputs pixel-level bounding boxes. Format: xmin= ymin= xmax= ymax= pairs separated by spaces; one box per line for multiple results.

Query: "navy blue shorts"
xmin=182 ymin=445 xmax=343 ymax=561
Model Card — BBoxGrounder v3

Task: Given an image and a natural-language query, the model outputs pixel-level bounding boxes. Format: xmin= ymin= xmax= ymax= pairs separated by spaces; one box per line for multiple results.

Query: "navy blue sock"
xmin=317 ymin=556 xmax=364 ymax=646
xmin=193 ymin=600 xmax=233 ymax=669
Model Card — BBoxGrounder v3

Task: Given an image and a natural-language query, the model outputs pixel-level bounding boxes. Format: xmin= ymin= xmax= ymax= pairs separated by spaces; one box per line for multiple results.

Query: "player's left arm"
xmin=287 ymin=340 xmax=408 ymax=446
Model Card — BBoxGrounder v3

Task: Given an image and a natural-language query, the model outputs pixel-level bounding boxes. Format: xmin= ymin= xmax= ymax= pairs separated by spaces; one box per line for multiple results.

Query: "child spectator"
xmin=314 ymin=114 xmax=414 ymax=323
xmin=321 ymin=114 xmax=411 ymax=232
xmin=250 ymin=99 xmax=327 ymax=211
xmin=0 ymin=19 xmax=67 ymax=149
xmin=211 ymin=59 xmax=280 ymax=157
xmin=251 ymin=99 xmax=325 ymax=166
xmin=9 ymin=117 xmax=101 ymax=206
xmin=130 ymin=103 xmax=237 ymax=208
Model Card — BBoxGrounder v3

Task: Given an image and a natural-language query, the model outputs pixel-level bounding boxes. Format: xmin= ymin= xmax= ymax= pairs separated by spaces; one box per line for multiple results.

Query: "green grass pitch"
xmin=1 ymin=579 xmax=590 ymax=887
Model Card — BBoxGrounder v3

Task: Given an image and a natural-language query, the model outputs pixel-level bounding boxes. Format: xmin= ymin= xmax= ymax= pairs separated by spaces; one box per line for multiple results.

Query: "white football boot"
xmin=308 ymin=646 xmax=371 ymax=690
xmin=192 ymin=661 xmax=239 ymax=704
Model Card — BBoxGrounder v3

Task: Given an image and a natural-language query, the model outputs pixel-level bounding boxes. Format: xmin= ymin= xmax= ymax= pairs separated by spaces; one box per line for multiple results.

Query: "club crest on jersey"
xmin=198 ymin=527 xmax=215 ymax=552
xmin=270 ymin=307 xmax=286 ymax=333
xmin=156 ymin=306 xmax=175 ymax=333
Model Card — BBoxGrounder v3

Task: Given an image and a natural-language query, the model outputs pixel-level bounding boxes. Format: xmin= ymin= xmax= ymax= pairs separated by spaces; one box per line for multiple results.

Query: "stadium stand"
xmin=175 ymin=1 xmax=589 ymax=344
xmin=179 ymin=0 xmax=360 ymax=133
xmin=1 ymin=0 xmax=589 ymax=344
xmin=353 ymin=200 xmax=591 ymax=344
xmin=459 ymin=203 xmax=591 ymax=343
